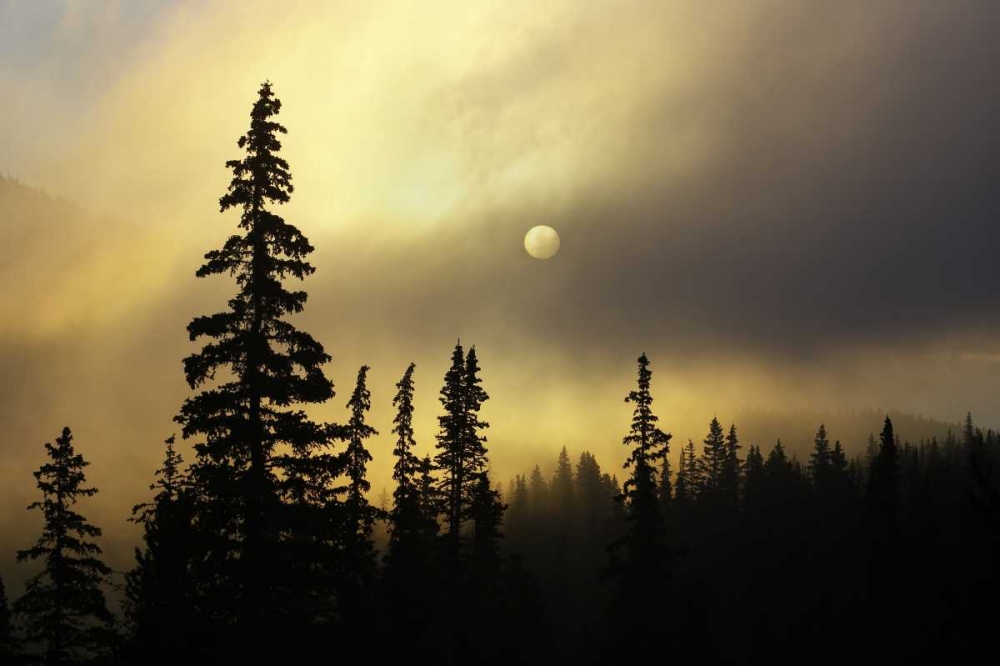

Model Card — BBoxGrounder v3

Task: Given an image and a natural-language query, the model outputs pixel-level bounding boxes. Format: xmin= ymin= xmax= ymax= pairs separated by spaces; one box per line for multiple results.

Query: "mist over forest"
xmin=2 ymin=1 xmax=999 ymax=664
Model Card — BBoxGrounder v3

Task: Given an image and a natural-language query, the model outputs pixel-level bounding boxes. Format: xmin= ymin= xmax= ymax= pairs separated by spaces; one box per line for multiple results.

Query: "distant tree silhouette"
xmin=471 ymin=472 xmax=506 ymax=575
xmin=962 ymin=411 xmax=976 ymax=449
xmin=337 ymin=365 xmax=379 ymax=622
xmin=698 ymin=418 xmax=726 ymax=507
xmin=384 ymin=363 xmax=441 ymax=656
xmin=867 ymin=417 xmax=900 ymax=532
xmin=829 ymin=440 xmax=852 ymax=498
xmin=659 ymin=454 xmax=672 ymax=515
xmin=14 ymin=427 xmax=115 ymax=664
xmin=417 ymin=455 xmax=441 ymax=531
xmin=674 ymin=439 xmax=701 ymax=508
xmin=575 ymin=453 xmax=605 ymax=538
xmin=743 ymin=444 xmax=765 ymax=509
xmin=720 ymin=424 xmax=742 ymax=511
xmin=173 ymin=81 xmax=338 ymax=644
xmin=432 ymin=343 xmax=491 ymax=565
xmin=552 ymin=446 xmax=574 ymax=522
xmin=607 ymin=353 xmax=671 ymax=573
xmin=528 ymin=465 xmax=549 ymax=516
xmin=435 ymin=343 xmax=470 ymax=564
xmin=809 ymin=424 xmax=832 ymax=492
xmin=386 ymin=363 xmax=428 ymax=568
xmin=604 ymin=354 xmax=672 ymax=659
xmin=867 ymin=417 xmax=901 ymax=551
xmin=124 ymin=436 xmax=199 ymax=661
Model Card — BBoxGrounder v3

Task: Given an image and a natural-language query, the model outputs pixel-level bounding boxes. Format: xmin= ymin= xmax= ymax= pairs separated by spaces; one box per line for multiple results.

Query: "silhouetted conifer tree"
xmin=471 ymin=473 xmax=505 ymax=571
xmin=552 ymin=446 xmax=574 ymax=521
xmin=743 ymin=445 xmax=765 ymax=509
xmin=867 ymin=416 xmax=900 ymax=544
xmin=674 ymin=439 xmax=701 ymax=508
xmin=125 ymin=436 xmax=199 ymax=661
xmin=173 ymin=82 xmax=338 ymax=640
xmin=338 ymin=365 xmax=379 ymax=617
xmin=605 ymin=354 xmax=672 ymax=658
xmin=418 ymin=455 xmax=440 ymax=530
xmin=962 ymin=412 xmax=976 ymax=449
xmin=720 ymin=424 xmax=742 ymax=511
xmin=435 ymin=343 xmax=470 ymax=563
xmin=830 ymin=441 xmax=852 ymax=496
xmin=387 ymin=364 xmax=425 ymax=563
xmin=607 ymin=353 xmax=671 ymax=572
xmin=659 ymin=455 xmax=672 ymax=514
xmin=528 ymin=465 xmax=549 ymax=516
xmin=575 ymin=453 xmax=605 ymax=537
xmin=809 ymin=424 xmax=832 ymax=492
xmin=698 ymin=418 xmax=726 ymax=506
xmin=14 ymin=427 xmax=115 ymax=664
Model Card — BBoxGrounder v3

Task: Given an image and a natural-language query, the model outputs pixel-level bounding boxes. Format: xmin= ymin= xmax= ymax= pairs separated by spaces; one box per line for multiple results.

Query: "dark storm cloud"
xmin=320 ymin=0 xmax=999 ymax=361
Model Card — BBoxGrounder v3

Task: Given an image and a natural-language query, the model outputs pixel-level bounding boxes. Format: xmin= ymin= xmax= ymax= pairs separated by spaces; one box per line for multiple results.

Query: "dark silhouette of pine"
xmin=417 ymin=454 xmax=441 ymax=529
xmin=698 ymin=417 xmax=726 ymax=506
xmin=387 ymin=363 xmax=433 ymax=568
xmin=572 ymin=453 xmax=603 ymax=540
xmin=552 ymin=446 xmax=574 ymax=521
xmin=962 ymin=411 xmax=976 ymax=449
xmin=830 ymin=440 xmax=852 ymax=497
xmin=867 ymin=418 xmax=900 ymax=525
xmin=743 ymin=444 xmax=765 ymax=509
xmin=14 ymin=427 xmax=115 ymax=664
xmin=434 ymin=342 xmax=490 ymax=567
xmin=720 ymin=423 xmax=742 ymax=511
xmin=528 ymin=465 xmax=548 ymax=516
xmin=383 ymin=364 xmax=442 ymax=657
xmin=435 ymin=343 xmax=468 ymax=563
xmin=809 ymin=424 xmax=832 ymax=492
xmin=337 ymin=365 xmax=379 ymax=618
xmin=172 ymin=81 xmax=338 ymax=641
xmin=674 ymin=439 xmax=700 ymax=508
xmin=604 ymin=354 xmax=672 ymax=660
xmin=867 ymin=416 xmax=901 ymax=550
xmin=124 ymin=436 xmax=199 ymax=662
xmin=658 ymin=454 xmax=672 ymax=514
xmin=471 ymin=472 xmax=506 ymax=572
xmin=607 ymin=353 xmax=671 ymax=575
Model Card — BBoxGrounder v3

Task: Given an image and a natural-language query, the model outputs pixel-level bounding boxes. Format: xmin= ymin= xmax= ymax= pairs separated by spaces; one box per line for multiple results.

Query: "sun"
xmin=524 ymin=225 xmax=560 ymax=259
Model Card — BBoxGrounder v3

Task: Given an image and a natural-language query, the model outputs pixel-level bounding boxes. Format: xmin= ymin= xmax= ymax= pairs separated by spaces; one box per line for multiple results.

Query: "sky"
xmin=1 ymin=0 xmax=999 ymax=572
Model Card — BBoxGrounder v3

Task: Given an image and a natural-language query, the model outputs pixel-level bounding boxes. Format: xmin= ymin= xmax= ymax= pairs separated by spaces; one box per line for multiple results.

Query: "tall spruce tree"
xmin=698 ymin=417 xmax=727 ymax=507
xmin=436 ymin=343 xmax=468 ymax=561
xmin=608 ymin=353 xmax=671 ymax=575
xmin=14 ymin=427 xmax=114 ymax=664
xmin=720 ymin=424 xmax=742 ymax=511
xmin=339 ymin=365 xmax=379 ymax=608
xmin=675 ymin=439 xmax=702 ymax=507
xmin=387 ymin=363 xmax=426 ymax=567
xmin=173 ymin=81 xmax=338 ymax=634
xmin=867 ymin=416 xmax=900 ymax=544
xmin=605 ymin=354 xmax=672 ymax=660
xmin=434 ymin=343 xmax=491 ymax=566
xmin=809 ymin=424 xmax=832 ymax=492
